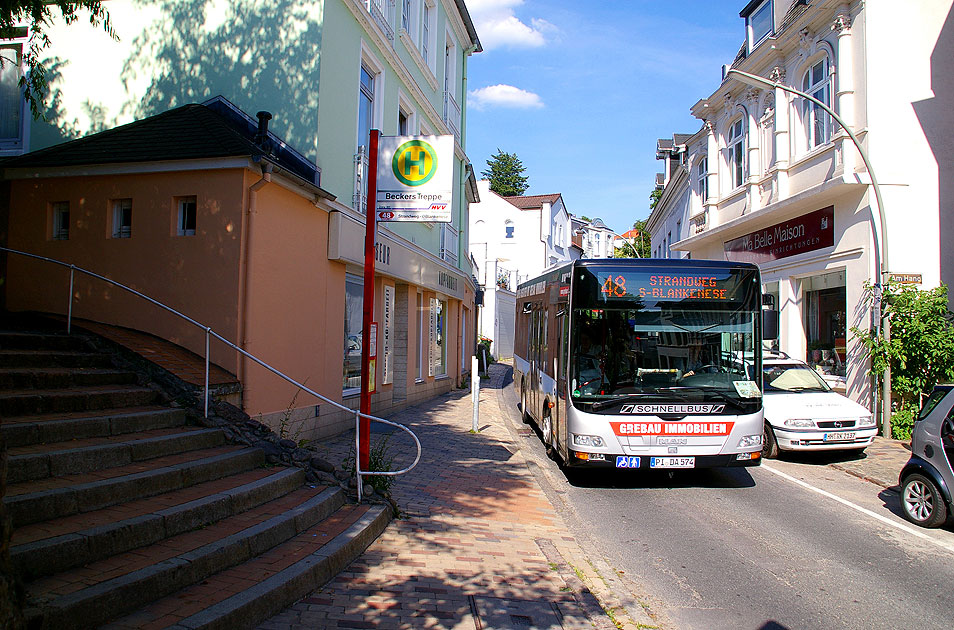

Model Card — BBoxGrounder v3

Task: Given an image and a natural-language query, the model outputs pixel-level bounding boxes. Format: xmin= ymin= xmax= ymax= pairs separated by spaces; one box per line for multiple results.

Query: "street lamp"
xmin=725 ymin=68 xmax=892 ymax=435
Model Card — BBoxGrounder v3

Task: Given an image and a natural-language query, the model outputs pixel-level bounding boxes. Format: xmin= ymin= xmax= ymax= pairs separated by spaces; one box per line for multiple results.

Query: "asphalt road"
xmin=499 ymin=379 xmax=954 ymax=630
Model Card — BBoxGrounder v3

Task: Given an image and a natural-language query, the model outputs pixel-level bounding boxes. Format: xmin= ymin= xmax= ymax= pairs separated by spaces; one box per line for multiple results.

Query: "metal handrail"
xmin=0 ymin=246 xmax=421 ymax=501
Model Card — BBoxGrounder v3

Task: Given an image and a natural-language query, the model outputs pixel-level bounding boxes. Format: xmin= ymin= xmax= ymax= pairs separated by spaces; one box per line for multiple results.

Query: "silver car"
xmin=899 ymin=384 xmax=954 ymax=528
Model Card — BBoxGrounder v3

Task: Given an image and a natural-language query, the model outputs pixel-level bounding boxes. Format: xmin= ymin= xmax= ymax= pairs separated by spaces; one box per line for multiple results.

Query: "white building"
xmin=648 ymin=134 xmax=694 ymax=259
xmin=572 ymin=216 xmax=618 ymax=258
xmin=647 ymin=0 xmax=953 ymax=407
xmin=469 ymin=180 xmax=575 ymax=358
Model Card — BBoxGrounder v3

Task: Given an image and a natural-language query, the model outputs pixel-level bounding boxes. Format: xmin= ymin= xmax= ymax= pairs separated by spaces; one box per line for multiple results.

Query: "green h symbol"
xmin=404 ymin=148 xmax=427 ymax=177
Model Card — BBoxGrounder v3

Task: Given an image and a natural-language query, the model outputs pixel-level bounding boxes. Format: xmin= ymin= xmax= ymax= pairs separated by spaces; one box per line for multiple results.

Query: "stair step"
xmin=4 ymin=446 xmax=265 ymax=528
xmin=0 ymin=384 xmax=159 ymax=417
xmin=0 ymin=349 xmax=114 ymax=369
xmin=0 ymin=331 xmax=93 ymax=352
xmin=24 ymin=485 xmax=348 ymax=630
xmin=0 ymin=366 xmax=139 ymax=390
xmin=12 ymin=467 xmax=306 ymax=581
xmin=105 ymin=504 xmax=389 ymax=630
xmin=2 ymin=406 xmax=188 ymax=448
xmin=8 ymin=427 xmax=226 ymax=483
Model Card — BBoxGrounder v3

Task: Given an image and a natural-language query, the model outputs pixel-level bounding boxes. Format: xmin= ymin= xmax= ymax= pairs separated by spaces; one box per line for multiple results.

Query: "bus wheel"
xmin=521 ymin=383 xmax=531 ymax=424
xmin=542 ymin=414 xmax=556 ymax=459
xmin=763 ymin=423 xmax=779 ymax=459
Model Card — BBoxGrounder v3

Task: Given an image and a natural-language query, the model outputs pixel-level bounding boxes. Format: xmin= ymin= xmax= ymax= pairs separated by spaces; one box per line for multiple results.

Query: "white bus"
xmin=514 ymin=258 xmax=774 ymax=471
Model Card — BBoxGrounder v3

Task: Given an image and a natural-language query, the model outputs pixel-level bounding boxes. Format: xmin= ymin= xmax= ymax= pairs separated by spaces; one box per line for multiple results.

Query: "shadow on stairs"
xmin=0 ymin=312 xmax=390 ymax=630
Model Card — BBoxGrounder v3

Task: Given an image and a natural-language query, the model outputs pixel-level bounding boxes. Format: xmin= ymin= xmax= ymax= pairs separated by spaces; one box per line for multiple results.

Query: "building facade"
xmin=468 ymin=181 xmax=576 ymax=358
xmin=1 ymin=0 xmax=482 ymax=437
xmin=647 ymin=0 xmax=953 ymax=406
xmin=572 ymin=216 xmax=617 ymax=259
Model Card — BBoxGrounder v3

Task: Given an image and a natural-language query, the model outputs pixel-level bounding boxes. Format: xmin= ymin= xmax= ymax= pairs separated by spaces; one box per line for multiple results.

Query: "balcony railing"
xmin=443 ymin=90 xmax=461 ymax=143
xmin=367 ymin=0 xmax=395 ymax=43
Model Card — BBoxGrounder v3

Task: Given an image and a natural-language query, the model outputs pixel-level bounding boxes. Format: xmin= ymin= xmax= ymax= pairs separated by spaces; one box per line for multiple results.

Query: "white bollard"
xmin=472 ymin=355 xmax=479 ymax=432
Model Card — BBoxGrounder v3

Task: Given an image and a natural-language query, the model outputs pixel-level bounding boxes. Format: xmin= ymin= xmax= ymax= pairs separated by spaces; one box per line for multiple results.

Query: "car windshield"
xmin=763 ymin=363 xmax=830 ymax=392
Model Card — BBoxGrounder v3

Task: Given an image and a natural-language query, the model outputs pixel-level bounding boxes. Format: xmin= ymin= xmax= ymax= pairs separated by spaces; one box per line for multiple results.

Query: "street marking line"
xmin=762 ymin=464 xmax=954 ymax=554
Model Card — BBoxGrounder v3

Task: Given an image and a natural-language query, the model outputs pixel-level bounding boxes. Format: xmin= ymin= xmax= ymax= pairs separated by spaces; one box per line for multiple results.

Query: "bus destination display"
xmin=598 ymin=272 xmax=736 ymax=301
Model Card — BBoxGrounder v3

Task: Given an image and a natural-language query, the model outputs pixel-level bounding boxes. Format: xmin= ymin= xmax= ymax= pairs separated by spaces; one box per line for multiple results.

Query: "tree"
xmin=852 ymin=282 xmax=954 ymax=439
xmin=649 ymin=187 xmax=663 ymax=210
xmin=614 ymin=218 xmax=651 ymax=259
xmin=1 ymin=1 xmax=116 ymax=120
xmin=481 ymin=149 xmax=529 ymax=197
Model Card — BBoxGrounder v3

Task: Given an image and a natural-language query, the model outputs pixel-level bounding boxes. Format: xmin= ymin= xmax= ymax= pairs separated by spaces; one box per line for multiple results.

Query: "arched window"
xmin=725 ymin=118 xmax=745 ymax=190
xmin=801 ymin=57 xmax=832 ymax=150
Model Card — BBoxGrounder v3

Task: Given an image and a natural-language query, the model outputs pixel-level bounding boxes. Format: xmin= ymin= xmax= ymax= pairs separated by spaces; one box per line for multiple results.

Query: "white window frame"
xmin=746 ymin=0 xmax=773 ymax=52
xmin=416 ymin=291 xmax=424 ymax=381
xmin=695 ymin=155 xmax=708 ymax=209
xmin=800 ymin=57 xmax=833 ymax=152
xmin=357 ymin=46 xmax=384 ymax=151
xmin=725 ymin=118 xmax=746 ymax=191
xmin=0 ymin=38 xmax=29 ymax=155
xmin=421 ymin=0 xmax=435 ymax=70
xmin=344 ymin=274 xmax=364 ymax=395
xmin=177 ymin=197 xmax=197 ymax=236
xmin=397 ymin=90 xmax=416 ymax=135
xmin=51 ymin=201 xmax=70 ymax=240
xmin=112 ymin=198 xmax=132 ymax=239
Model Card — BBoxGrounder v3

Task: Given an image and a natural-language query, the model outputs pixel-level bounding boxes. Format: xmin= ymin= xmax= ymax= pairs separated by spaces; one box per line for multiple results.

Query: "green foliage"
xmin=649 ymin=188 xmax=663 ymax=210
xmin=614 ymin=219 xmax=651 ymax=258
xmin=482 ymin=149 xmax=529 ymax=197
xmin=344 ymin=433 xmax=395 ymax=496
xmin=852 ymin=281 xmax=954 ymax=416
xmin=1 ymin=1 xmax=117 ymax=121
xmin=890 ymin=405 xmax=916 ymax=441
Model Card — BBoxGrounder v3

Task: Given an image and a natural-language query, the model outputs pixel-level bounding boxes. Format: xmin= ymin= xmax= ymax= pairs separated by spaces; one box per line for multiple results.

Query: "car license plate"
xmin=824 ymin=432 xmax=856 ymax=442
xmin=650 ymin=457 xmax=695 ymax=468
xmin=615 ymin=456 xmax=640 ymax=468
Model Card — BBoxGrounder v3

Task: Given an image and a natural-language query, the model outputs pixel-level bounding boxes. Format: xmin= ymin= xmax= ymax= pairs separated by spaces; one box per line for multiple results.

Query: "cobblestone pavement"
xmin=257 ymin=363 xmax=655 ymax=630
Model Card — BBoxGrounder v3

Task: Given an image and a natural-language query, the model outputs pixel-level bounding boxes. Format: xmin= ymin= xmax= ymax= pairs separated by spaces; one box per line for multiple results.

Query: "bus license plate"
xmin=650 ymin=457 xmax=695 ymax=469
xmin=824 ymin=432 xmax=855 ymax=442
xmin=615 ymin=456 xmax=640 ymax=468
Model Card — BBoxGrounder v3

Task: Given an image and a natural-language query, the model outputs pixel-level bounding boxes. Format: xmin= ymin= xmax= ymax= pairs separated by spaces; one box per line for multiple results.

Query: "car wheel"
xmin=901 ymin=473 xmax=949 ymax=528
xmin=762 ymin=423 xmax=779 ymax=459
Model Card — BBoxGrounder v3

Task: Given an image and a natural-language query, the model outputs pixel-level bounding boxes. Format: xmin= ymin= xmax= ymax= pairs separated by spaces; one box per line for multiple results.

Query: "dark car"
xmin=899 ymin=384 xmax=954 ymax=528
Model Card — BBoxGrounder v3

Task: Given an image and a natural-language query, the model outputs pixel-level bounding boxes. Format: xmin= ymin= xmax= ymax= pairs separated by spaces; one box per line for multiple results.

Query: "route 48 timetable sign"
xmin=376 ymin=135 xmax=454 ymax=222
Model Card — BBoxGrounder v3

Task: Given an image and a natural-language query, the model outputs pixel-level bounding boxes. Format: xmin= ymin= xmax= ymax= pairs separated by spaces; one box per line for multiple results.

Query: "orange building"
xmin=0 ymin=98 xmax=475 ymax=438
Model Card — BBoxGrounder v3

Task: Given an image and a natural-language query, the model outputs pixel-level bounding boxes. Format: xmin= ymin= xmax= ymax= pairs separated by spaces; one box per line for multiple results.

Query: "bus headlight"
xmin=572 ymin=434 xmax=605 ymax=448
xmin=783 ymin=418 xmax=816 ymax=428
xmin=737 ymin=434 xmax=763 ymax=448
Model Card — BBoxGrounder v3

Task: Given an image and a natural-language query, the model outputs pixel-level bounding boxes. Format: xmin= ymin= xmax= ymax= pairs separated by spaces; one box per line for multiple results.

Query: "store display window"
xmin=802 ymin=271 xmax=846 ymax=378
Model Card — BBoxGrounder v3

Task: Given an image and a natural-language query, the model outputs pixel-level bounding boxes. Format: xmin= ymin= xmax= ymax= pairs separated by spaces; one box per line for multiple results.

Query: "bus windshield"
xmin=570 ymin=265 xmax=762 ymax=411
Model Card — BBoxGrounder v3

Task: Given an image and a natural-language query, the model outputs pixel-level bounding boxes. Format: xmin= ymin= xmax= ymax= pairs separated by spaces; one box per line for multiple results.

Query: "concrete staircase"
xmin=0 ymin=316 xmax=390 ymax=630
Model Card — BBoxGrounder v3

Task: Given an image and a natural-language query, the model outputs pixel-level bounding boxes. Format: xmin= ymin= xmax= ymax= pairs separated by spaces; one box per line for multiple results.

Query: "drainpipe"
xmin=238 ymin=161 xmax=273 ymax=388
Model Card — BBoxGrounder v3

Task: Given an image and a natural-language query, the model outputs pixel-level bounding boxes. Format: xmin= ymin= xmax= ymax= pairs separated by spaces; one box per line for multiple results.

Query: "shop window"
xmin=430 ymin=297 xmax=446 ymax=376
xmin=343 ymin=274 xmax=364 ymax=393
xmin=803 ymin=271 xmax=846 ymax=378
xmin=416 ymin=291 xmax=424 ymax=381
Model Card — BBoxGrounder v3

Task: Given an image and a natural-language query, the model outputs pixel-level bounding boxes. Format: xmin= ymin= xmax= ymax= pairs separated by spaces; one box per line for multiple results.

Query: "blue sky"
xmin=463 ymin=0 xmax=747 ymax=234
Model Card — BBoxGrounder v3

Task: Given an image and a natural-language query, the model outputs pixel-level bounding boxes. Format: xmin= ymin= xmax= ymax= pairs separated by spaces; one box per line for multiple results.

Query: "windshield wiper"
xmin=653 ymin=386 xmax=747 ymax=408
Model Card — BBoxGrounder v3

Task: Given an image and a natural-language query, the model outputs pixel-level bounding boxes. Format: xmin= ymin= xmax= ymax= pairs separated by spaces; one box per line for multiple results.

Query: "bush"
xmin=891 ymin=405 xmax=916 ymax=441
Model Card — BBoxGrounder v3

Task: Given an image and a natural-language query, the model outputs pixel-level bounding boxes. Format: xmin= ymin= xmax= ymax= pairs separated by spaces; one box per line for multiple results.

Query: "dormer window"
xmin=745 ymin=0 xmax=773 ymax=52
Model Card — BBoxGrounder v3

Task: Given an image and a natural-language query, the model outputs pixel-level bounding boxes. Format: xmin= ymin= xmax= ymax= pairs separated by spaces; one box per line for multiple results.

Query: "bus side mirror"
xmin=522 ymin=303 xmax=532 ymax=314
xmin=762 ymin=309 xmax=779 ymax=340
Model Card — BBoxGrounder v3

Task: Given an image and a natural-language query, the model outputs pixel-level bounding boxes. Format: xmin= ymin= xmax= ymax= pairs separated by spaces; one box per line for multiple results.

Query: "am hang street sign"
xmin=376 ymin=135 xmax=454 ymax=222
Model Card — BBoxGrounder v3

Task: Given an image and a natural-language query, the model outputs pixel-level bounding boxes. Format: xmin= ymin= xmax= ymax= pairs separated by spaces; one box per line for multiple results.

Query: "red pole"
xmin=359 ymin=129 xmax=380 ymax=471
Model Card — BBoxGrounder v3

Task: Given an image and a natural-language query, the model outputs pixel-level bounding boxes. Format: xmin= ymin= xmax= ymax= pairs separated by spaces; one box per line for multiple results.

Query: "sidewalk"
xmin=829 ymin=435 xmax=911 ymax=490
xmin=257 ymin=363 xmax=655 ymax=630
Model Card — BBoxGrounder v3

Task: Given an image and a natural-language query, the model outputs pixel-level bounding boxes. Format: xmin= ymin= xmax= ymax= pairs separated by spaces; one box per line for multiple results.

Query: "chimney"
xmin=255 ymin=111 xmax=273 ymax=148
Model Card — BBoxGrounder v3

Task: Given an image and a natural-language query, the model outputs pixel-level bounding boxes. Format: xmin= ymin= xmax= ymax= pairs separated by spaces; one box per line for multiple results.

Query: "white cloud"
xmin=468 ymin=84 xmax=544 ymax=110
xmin=465 ymin=0 xmax=556 ymax=50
